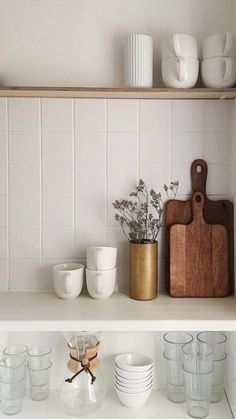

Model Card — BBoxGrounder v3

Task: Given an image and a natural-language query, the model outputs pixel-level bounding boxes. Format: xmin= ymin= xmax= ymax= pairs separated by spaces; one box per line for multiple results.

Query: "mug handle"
xmin=223 ymin=57 xmax=232 ymax=81
xmin=96 ymin=248 xmax=103 ymax=271
xmin=64 ymin=272 xmax=73 ymax=294
xmin=223 ymin=31 xmax=232 ymax=56
xmin=172 ymin=34 xmax=181 ymax=57
xmin=178 ymin=57 xmax=187 ymax=82
xmin=95 ymin=273 xmax=103 ymax=294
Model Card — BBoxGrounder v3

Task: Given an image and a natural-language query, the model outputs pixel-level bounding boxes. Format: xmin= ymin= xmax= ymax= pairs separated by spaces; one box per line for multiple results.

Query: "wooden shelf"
xmin=1 ymin=291 xmax=236 ymax=332
xmin=15 ymin=390 xmax=232 ymax=419
xmin=0 ymin=86 xmax=236 ymax=99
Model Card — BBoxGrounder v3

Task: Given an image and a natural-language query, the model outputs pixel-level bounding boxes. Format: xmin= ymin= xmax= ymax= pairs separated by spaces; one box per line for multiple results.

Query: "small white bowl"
xmin=115 ymin=386 xmax=152 ymax=408
xmin=115 ymin=353 xmax=153 ymax=372
xmin=115 ymin=364 xmax=153 ymax=380
xmin=115 ymin=373 xmax=153 ymax=387
xmin=115 ymin=381 xmax=153 ymax=393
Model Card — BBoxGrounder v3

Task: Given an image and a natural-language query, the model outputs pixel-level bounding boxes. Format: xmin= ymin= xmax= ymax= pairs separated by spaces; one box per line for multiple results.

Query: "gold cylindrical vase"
xmin=129 ymin=241 xmax=158 ymax=300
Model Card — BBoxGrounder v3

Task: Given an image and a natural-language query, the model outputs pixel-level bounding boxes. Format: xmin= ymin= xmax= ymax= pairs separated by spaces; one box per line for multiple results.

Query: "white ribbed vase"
xmin=126 ymin=34 xmax=153 ymax=88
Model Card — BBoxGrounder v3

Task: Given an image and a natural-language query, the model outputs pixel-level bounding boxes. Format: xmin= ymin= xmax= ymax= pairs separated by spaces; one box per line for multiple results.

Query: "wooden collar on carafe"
xmin=67 ymin=341 xmax=100 ymax=373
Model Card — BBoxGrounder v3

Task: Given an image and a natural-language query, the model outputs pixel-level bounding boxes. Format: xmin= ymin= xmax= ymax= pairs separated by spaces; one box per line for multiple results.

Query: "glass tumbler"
xmin=197 ymin=332 xmax=227 ymax=360
xmin=211 ymin=353 xmax=227 ymax=403
xmin=28 ymin=361 xmax=52 ymax=401
xmin=182 ymin=342 xmax=213 ymax=373
xmin=163 ymin=351 xmax=185 ymax=403
xmin=0 ymin=356 xmax=26 ymax=383
xmin=0 ymin=377 xmax=26 ymax=416
xmin=3 ymin=344 xmax=28 ymax=360
xmin=27 ymin=346 xmax=52 ymax=369
xmin=183 ymin=367 xmax=213 ymax=419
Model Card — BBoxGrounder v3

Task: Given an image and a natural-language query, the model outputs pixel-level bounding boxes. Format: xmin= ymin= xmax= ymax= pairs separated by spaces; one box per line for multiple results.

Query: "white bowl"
xmin=115 ymin=386 xmax=152 ymax=408
xmin=115 ymin=381 xmax=153 ymax=393
xmin=115 ymin=373 xmax=153 ymax=386
xmin=115 ymin=353 xmax=153 ymax=372
xmin=115 ymin=364 xmax=153 ymax=380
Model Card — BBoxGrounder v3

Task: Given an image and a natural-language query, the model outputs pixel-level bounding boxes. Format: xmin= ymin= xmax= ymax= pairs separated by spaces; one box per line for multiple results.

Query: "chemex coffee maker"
xmin=58 ymin=332 xmax=107 ymax=416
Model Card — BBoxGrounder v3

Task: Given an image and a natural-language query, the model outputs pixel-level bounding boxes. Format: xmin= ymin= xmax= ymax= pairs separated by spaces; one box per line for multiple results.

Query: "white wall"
xmin=0 ymin=0 xmax=234 ymax=87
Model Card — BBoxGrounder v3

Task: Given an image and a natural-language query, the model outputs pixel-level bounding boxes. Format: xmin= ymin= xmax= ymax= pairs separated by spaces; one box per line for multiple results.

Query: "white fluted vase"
xmin=126 ymin=34 xmax=153 ymax=88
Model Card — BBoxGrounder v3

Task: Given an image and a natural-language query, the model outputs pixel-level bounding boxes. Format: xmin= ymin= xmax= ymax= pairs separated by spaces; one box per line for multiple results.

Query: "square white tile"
xmin=107 ymin=164 xmax=137 ymax=196
xmin=0 ymin=228 xmax=8 ymax=258
xmin=75 ymin=99 xmax=106 ymax=131
xmin=172 ymin=132 xmax=203 ymax=164
xmin=9 ymin=131 xmax=40 ymax=162
xmin=171 ymin=163 xmax=192 ymax=195
xmin=140 ymin=100 xmax=171 ymax=132
xmin=108 ymin=132 xmax=138 ymax=164
xmin=10 ymin=228 xmax=40 ymax=257
xmin=107 ymin=226 xmax=129 ymax=258
xmin=206 ymin=164 xmax=230 ymax=195
xmin=0 ymin=98 xmax=7 ymax=130
xmin=75 ymin=227 xmax=106 ymax=258
xmin=8 ymin=98 xmax=40 ymax=130
xmin=0 ymin=131 xmax=7 ymax=163
xmin=107 ymin=194 xmax=119 ymax=226
xmin=0 ymin=259 xmax=8 ymax=291
xmin=9 ymin=164 xmax=40 ymax=194
xmin=203 ymin=100 xmax=233 ymax=132
xmin=10 ymin=258 xmax=43 ymax=291
xmin=75 ymin=194 xmax=106 ymax=226
xmin=42 ymin=131 xmax=73 ymax=163
xmin=43 ymin=195 xmax=73 ymax=226
xmin=42 ymin=227 xmax=76 ymax=258
xmin=42 ymin=165 xmax=73 ymax=194
xmin=75 ymin=165 xmax=105 ymax=194
xmin=172 ymin=100 xmax=203 ymax=132
xmin=140 ymin=132 xmax=170 ymax=164
xmin=41 ymin=98 xmax=73 ymax=130
xmin=107 ymin=99 xmax=138 ymax=132
xmin=75 ymin=132 xmax=106 ymax=164
xmin=0 ymin=196 xmax=7 ymax=227
xmin=203 ymin=132 xmax=231 ymax=164
xmin=140 ymin=163 xmax=170 ymax=193
xmin=0 ymin=164 xmax=7 ymax=194
xmin=10 ymin=195 xmax=40 ymax=227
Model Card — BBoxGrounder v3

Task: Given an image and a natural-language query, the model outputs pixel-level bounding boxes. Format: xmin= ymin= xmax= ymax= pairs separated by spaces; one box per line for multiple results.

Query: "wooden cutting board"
xmin=165 ymin=159 xmax=234 ymax=295
xmin=170 ymin=192 xmax=229 ymax=297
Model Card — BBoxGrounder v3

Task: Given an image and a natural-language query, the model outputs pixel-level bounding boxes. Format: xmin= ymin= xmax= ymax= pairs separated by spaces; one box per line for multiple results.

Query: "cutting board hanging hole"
xmin=196 ymin=164 xmax=203 ymax=173
xmin=195 ymin=194 xmax=201 ymax=203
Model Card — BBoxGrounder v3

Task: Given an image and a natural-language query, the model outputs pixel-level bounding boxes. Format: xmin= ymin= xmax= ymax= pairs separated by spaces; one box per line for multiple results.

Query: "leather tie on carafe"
xmin=65 ymin=341 xmax=100 ymax=385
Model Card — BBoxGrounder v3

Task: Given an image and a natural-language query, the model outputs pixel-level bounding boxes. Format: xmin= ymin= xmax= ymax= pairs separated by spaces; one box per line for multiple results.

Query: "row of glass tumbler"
xmin=163 ymin=332 xmax=227 ymax=419
xmin=0 ymin=344 xmax=52 ymax=415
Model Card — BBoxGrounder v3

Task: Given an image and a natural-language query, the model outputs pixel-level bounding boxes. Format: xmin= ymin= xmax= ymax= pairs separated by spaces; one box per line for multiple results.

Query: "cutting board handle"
xmin=191 ymin=192 xmax=205 ymax=224
xmin=191 ymin=159 xmax=208 ymax=195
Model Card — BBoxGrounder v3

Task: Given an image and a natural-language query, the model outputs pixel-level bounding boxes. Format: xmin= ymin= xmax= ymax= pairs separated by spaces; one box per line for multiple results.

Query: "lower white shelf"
xmin=12 ymin=390 xmax=232 ymax=418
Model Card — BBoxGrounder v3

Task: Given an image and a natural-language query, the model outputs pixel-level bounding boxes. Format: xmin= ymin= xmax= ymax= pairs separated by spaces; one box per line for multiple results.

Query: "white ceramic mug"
xmin=87 ymin=247 xmax=117 ymax=271
xmin=52 ymin=263 xmax=84 ymax=299
xmin=161 ymin=34 xmax=198 ymax=59
xmin=126 ymin=33 xmax=153 ymax=87
xmin=161 ymin=57 xmax=199 ymax=88
xmin=86 ymin=268 xmax=116 ymax=299
xmin=201 ymin=57 xmax=236 ymax=88
xmin=202 ymin=31 xmax=236 ymax=59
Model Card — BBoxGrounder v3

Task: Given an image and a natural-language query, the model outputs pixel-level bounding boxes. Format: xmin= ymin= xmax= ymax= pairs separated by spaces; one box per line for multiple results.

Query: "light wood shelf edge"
xmin=0 ymin=86 xmax=236 ymax=99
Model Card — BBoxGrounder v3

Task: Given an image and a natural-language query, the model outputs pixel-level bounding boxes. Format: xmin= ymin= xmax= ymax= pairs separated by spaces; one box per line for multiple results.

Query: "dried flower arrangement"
xmin=112 ymin=179 xmax=179 ymax=244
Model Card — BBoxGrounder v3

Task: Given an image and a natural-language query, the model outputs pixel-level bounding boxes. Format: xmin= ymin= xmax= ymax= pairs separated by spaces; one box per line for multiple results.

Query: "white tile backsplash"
xmin=0 ymin=97 xmax=233 ymax=291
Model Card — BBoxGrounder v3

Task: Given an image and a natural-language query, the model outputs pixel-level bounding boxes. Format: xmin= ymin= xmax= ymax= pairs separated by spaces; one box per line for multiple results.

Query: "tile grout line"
xmin=72 ymin=99 xmax=75 ymax=248
xmin=6 ymin=98 xmax=10 ymax=291
xmin=39 ymin=98 xmax=43 ymax=270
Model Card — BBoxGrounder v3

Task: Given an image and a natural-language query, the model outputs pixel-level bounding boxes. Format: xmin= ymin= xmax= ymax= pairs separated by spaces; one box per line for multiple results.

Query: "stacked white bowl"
xmin=114 ymin=353 xmax=153 ymax=408
xmin=202 ymin=31 xmax=236 ymax=88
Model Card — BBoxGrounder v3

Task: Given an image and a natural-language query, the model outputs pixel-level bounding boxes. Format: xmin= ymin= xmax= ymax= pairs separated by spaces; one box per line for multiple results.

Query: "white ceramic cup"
xmin=161 ymin=57 xmax=199 ymax=88
xmin=161 ymin=34 xmax=198 ymax=59
xmin=201 ymin=57 xmax=236 ymax=88
xmin=52 ymin=263 xmax=84 ymax=299
xmin=202 ymin=31 xmax=236 ymax=59
xmin=87 ymin=247 xmax=117 ymax=271
xmin=86 ymin=267 xmax=116 ymax=299
xmin=126 ymin=33 xmax=153 ymax=87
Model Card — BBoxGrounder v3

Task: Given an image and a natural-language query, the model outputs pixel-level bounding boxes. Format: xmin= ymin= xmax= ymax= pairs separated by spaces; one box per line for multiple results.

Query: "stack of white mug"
xmin=86 ymin=247 xmax=117 ymax=299
xmin=202 ymin=31 xmax=236 ymax=88
xmin=161 ymin=34 xmax=199 ymax=88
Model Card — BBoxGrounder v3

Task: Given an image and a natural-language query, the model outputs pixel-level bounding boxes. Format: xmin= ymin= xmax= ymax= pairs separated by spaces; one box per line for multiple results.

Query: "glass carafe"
xmin=58 ymin=332 xmax=107 ymax=416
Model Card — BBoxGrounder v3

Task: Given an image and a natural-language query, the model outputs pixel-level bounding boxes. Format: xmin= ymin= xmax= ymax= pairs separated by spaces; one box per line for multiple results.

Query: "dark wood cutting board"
xmin=165 ymin=159 xmax=234 ymax=295
xmin=170 ymin=192 xmax=229 ymax=297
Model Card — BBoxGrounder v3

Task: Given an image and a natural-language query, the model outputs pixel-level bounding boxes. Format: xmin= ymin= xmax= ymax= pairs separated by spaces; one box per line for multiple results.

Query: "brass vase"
xmin=129 ymin=241 xmax=158 ymax=300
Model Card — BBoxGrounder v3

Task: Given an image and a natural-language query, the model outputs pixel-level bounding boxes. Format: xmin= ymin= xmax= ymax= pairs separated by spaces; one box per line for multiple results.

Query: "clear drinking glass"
xmin=28 ymin=362 xmax=52 ymax=401
xmin=211 ymin=353 xmax=227 ymax=403
xmin=163 ymin=351 xmax=185 ymax=403
xmin=164 ymin=332 xmax=193 ymax=354
xmin=0 ymin=378 xmax=26 ymax=416
xmin=183 ymin=367 xmax=213 ymax=419
xmin=3 ymin=344 xmax=28 ymax=360
xmin=197 ymin=332 xmax=227 ymax=360
xmin=27 ymin=346 xmax=52 ymax=369
xmin=182 ymin=342 xmax=213 ymax=373
xmin=0 ymin=356 xmax=26 ymax=383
